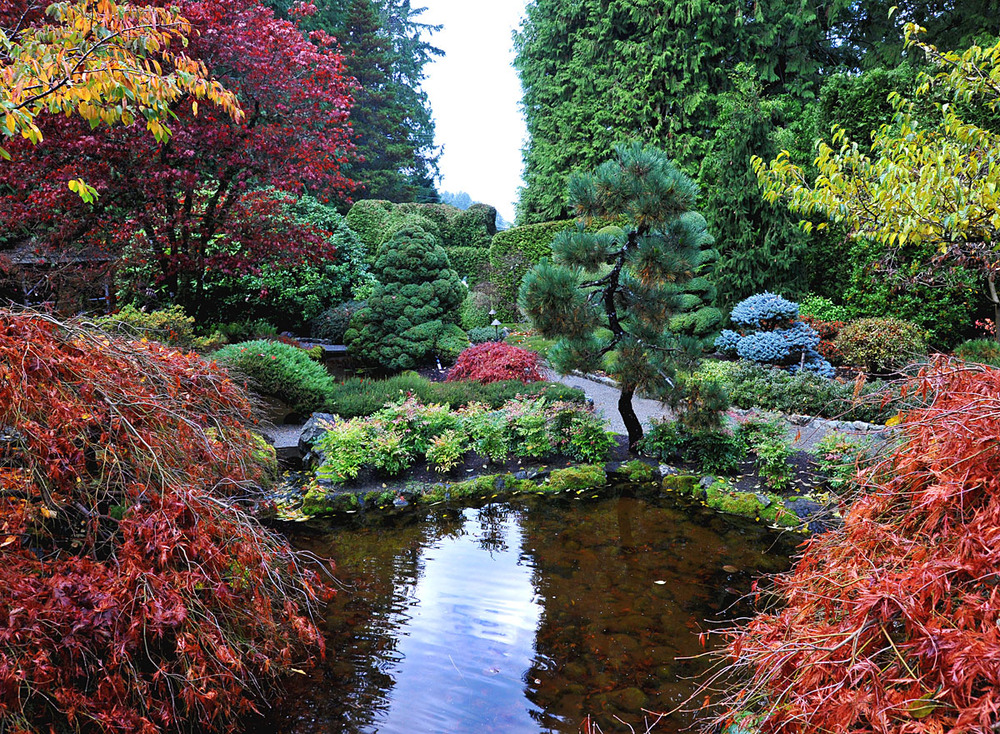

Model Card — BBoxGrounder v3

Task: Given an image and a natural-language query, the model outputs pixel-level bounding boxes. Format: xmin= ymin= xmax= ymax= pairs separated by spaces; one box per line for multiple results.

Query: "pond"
xmin=248 ymin=489 xmax=794 ymax=734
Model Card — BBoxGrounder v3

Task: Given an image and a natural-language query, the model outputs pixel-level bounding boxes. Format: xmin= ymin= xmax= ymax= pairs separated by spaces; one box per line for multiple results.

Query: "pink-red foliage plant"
xmin=715 ymin=359 xmax=1000 ymax=733
xmin=0 ymin=312 xmax=331 ymax=733
xmin=446 ymin=342 xmax=544 ymax=384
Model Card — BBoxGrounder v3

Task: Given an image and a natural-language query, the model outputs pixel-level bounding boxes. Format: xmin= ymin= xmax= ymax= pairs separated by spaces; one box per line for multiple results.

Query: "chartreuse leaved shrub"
xmin=716 ymin=292 xmax=834 ymax=377
xmin=834 ymin=317 xmax=926 ymax=373
xmin=213 ymin=339 xmax=336 ymax=414
xmin=313 ymin=396 xmax=616 ymax=484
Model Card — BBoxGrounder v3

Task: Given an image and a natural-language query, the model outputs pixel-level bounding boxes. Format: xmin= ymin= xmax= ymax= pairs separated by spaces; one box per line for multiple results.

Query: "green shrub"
xmin=345 ymin=199 xmax=393 ymax=251
xmin=460 ymin=290 xmax=493 ymax=329
xmin=205 ymin=319 xmax=278 ymax=344
xmin=325 ymin=374 xmax=586 ymax=418
xmin=95 ymin=304 xmax=208 ymax=349
xmin=460 ymin=407 xmax=510 ymax=462
xmin=724 ymin=362 xmax=894 ymax=423
xmin=954 ymin=338 xmax=1000 ymax=367
xmin=489 ymin=219 xmax=579 ymax=320
xmin=311 ymin=301 xmax=363 ymax=343
xmin=370 ymin=429 xmax=413 ymax=475
xmin=447 ymin=246 xmax=491 ymax=281
xmin=426 ymin=429 xmax=466 ymax=473
xmin=639 ymin=418 xmax=745 ymax=474
xmin=436 ymin=324 xmax=470 ymax=365
xmin=813 ymin=433 xmax=866 ymax=493
xmin=450 ymin=203 xmax=498 ymax=249
xmin=564 ymin=412 xmax=617 ymax=463
xmin=799 ymin=294 xmax=851 ymax=322
xmin=315 ymin=419 xmax=368 ymax=484
xmin=511 ymin=412 xmax=552 ymax=458
xmin=345 ymin=227 xmax=466 ymax=371
xmin=835 ymin=317 xmax=926 ymax=373
xmin=468 ymin=326 xmax=504 ymax=344
xmin=213 ymin=340 xmax=336 ymax=413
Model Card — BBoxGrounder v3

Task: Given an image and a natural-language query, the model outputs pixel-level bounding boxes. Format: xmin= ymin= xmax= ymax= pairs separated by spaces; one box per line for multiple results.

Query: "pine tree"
xmin=518 ymin=142 xmax=712 ymax=450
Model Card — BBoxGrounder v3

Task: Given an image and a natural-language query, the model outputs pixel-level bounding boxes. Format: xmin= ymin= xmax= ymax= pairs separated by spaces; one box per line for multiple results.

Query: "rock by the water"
xmin=298 ymin=412 xmax=337 ymax=456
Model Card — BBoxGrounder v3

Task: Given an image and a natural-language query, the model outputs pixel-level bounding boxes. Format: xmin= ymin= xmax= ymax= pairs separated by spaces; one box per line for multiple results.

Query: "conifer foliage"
xmin=519 ymin=142 xmax=714 ymax=449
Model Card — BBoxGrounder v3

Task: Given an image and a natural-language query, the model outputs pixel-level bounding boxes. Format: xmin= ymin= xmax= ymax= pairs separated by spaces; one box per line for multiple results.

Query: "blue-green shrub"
xmin=716 ymin=292 xmax=833 ymax=377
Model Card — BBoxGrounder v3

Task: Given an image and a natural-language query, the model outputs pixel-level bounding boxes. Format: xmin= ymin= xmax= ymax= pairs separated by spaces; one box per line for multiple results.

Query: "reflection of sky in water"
xmin=370 ymin=508 xmax=543 ymax=734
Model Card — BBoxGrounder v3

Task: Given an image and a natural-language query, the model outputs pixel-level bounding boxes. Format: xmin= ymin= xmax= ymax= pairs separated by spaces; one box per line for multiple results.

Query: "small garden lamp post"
xmin=490 ymin=309 xmax=501 ymax=341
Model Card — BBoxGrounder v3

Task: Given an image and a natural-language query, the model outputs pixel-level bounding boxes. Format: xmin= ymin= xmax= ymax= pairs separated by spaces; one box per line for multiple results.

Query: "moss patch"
xmin=703 ymin=481 xmax=801 ymax=528
xmin=617 ymin=460 xmax=657 ymax=483
xmin=546 ymin=465 xmax=607 ymax=493
xmin=661 ymin=474 xmax=699 ymax=494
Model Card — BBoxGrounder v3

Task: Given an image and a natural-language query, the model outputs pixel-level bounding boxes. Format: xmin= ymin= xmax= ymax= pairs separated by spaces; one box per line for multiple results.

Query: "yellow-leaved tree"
xmin=1 ymin=0 xmax=241 ymax=199
xmin=753 ymin=23 xmax=1000 ymax=338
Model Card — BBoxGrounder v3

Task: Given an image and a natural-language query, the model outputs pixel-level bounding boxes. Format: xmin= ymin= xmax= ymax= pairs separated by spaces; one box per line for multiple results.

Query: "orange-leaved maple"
xmin=1 ymin=0 xmax=241 ymax=157
xmin=0 ymin=311 xmax=332 ymax=733
xmin=713 ymin=359 xmax=1000 ymax=733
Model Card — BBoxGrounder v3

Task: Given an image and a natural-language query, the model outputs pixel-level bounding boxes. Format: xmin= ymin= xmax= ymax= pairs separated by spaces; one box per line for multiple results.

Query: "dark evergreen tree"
xmin=513 ymin=0 xmax=841 ymax=224
xmin=700 ymin=66 xmax=811 ymax=306
xmin=269 ymin=0 xmax=441 ymax=202
xmin=346 ymin=227 xmax=465 ymax=370
xmin=518 ymin=142 xmax=712 ymax=450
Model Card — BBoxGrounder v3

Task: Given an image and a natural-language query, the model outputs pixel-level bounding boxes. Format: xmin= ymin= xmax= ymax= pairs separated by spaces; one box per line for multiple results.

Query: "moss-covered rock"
xmin=546 ymin=465 xmax=607 ymax=493
xmin=616 ymin=459 xmax=658 ymax=483
xmin=301 ymin=488 xmax=360 ymax=516
xmin=703 ymin=481 xmax=800 ymax=527
xmin=661 ymin=474 xmax=699 ymax=494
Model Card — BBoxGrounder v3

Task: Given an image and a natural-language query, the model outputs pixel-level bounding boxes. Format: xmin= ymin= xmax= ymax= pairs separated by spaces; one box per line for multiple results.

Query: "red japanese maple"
xmin=0 ymin=0 xmax=356 ymax=313
xmin=0 ymin=312 xmax=331 ymax=733
xmin=446 ymin=342 xmax=544 ymax=384
xmin=715 ymin=360 xmax=1000 ymax=733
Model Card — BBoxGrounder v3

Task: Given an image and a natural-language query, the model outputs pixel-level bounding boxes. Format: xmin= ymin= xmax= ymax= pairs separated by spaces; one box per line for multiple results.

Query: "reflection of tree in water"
xmin=517 ymin=493 xmax=792 ymax=733
xmin=475 ymin=503 xmax=521 ymax=554
xmin=249 ymin=509 xmax=469 ymax=734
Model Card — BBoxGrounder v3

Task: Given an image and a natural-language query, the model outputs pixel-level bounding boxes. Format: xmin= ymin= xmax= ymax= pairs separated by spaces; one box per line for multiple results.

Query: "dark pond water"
xmin=249 ymin=490 xmax=794 ymax=734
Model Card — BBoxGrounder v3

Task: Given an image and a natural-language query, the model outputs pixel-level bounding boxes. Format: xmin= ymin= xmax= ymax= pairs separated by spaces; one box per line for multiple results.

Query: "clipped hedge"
xmin=489 ymin=219 xmax=579 ymax=320
xmin=447 ymin=246 xmax=491 ymax=282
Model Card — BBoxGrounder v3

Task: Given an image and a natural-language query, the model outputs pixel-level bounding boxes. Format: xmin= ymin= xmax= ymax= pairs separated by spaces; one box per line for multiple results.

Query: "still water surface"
xmin=251 ymin=491 xmax=793 ymax=733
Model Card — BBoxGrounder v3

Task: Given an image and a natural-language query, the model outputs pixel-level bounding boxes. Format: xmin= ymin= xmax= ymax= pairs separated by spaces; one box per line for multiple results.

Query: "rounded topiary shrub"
xmin=213 ymin=339 xmax=336 ymax=413
xmin=835 ymin=317 xmax=926 ymax=373
xmin=716 ymin=292 xmax=834 ymax=377
xmin=345 ymin=227 xmax=466 ymax=371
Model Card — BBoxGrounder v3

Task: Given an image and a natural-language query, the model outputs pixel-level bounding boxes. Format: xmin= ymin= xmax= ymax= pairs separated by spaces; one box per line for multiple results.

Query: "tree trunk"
xmin=618 ymin=384 xmax=643 ymax=453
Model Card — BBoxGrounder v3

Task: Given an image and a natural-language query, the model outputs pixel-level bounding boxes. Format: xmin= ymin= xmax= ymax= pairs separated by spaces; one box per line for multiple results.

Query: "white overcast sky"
xmin=418 ymin=0 xmax=529 ymax=223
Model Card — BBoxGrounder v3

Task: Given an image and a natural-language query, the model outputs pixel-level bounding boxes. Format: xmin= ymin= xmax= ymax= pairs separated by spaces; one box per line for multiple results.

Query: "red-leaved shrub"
xmin=799 ymin=314 xmax=845 ymax=365
xmin=0 ymin=312 xmax=330 ymax=733
xmin=715 ymin=359 xmax=1000 ymax=733
xmin=446 ymin=342 xmax=543 ymax=384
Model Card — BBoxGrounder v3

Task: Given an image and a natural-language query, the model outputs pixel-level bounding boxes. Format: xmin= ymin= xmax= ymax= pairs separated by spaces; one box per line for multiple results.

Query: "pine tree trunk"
xmin=618 ymin=384 xmax=643 ymax=453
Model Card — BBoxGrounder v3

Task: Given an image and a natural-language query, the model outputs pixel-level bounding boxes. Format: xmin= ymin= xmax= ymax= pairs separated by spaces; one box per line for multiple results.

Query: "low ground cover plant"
xmin=446 ymin=341 xmax=544 ymax=384
xmin=213 ymin=339 xmax=337 ymax=414
xmin=716 ymin=361 xmax=1000 ymax=733
xmin=325 ymin=373 xmax=584 ymax=418
xmin=314 ymin=396 xmax=615 ymax=483
xmin=953 ymin=337 xmax=1000 ymax=367
xmin=0 ymin=313 xmax=328 ymax=734
xmin=709 ymin=361 xmax=896 ymax=423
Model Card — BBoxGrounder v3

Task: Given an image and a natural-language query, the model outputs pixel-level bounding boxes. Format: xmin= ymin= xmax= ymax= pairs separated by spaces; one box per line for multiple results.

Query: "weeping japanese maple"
xmin=0 ymin=0 xmax=356 ymax=316
xmin=714 ymin=360 xmax=1000 ymax=733
xmin=0 ymin=312 xmax=331 ymax=733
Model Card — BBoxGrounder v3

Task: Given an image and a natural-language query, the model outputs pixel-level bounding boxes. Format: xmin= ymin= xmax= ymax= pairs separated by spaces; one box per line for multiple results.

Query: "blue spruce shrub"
xmin=729 ymin=292 xmax=800 ymax=329
xmin=716 ymin=293 xmax=834 ymax=378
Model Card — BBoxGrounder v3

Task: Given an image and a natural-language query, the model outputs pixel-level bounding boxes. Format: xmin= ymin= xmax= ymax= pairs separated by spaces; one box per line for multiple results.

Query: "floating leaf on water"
xmin=723 ymin=565 xmax=739 ymax=573
xmin=654 ymin=580 xmax=667 ymax=585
